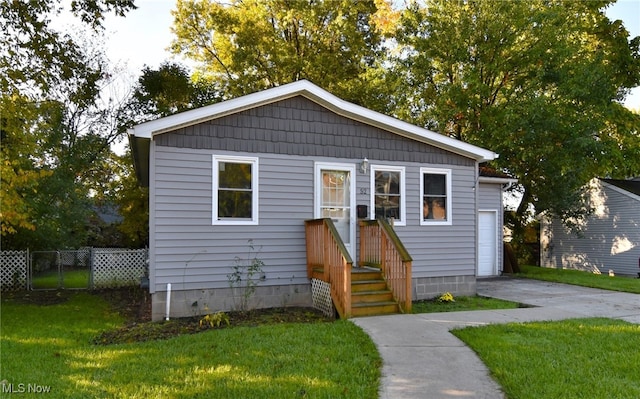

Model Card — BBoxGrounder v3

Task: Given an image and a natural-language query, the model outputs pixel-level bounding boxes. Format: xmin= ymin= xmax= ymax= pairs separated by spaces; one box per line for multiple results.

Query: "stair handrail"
xmin=359 ymin=219 xmax=412 ymax=313
xmin=304 ymin=218 xmax=353 ymax=318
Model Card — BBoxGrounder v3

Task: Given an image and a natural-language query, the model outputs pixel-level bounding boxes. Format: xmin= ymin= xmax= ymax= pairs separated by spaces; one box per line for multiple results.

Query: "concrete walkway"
xmin=352 ymin=277 xmax=640 ymax=399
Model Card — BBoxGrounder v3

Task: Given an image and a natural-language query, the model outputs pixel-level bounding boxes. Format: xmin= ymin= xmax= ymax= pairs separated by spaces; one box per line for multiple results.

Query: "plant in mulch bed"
xmin=199 ymin=311 xmax=230 ymax=328
xmin=227 ymin=239 xmax=266 ymax=312
xmin=92 ymin=307 xmax=330 ymax=345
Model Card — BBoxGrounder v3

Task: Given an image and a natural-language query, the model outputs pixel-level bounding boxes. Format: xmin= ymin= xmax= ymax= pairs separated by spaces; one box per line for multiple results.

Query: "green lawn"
xmin=453 ymin=318 xmax=640 ymax=399
xmin=412 ymin=295 xmax=521 ymax=313
xmin=517 ymin=265 xmax=640 ymax=293
xmin=8 ymin=265 xmax=639 ymax=398
xmin=31 ymin=269 xmax=90 ymax=289
xmin=1 ymin=292 xmax=380 ymax=398
xmin=450 ymin=266 xmax=640 ymax=398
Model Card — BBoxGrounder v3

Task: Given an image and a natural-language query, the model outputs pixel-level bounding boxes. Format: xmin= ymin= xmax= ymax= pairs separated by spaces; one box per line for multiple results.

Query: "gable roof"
xmin=129 ymin=80 xmax=498 ymax=163
xmin=601 ymin=178 xmax=640 ymax=198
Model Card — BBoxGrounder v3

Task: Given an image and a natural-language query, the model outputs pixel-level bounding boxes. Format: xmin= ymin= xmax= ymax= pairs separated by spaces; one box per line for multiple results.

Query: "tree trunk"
xmin=512 ymin=186 xmax=532 ymax=243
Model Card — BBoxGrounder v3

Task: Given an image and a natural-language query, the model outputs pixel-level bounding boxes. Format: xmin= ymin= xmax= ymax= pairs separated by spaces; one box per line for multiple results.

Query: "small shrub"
xmin=199 ymin=311 xmax=230 ymax=328
xmin=437 ymin=292 xmax=455 ymax=303
xmin=227 ymin=239 xmax=266 ymax=311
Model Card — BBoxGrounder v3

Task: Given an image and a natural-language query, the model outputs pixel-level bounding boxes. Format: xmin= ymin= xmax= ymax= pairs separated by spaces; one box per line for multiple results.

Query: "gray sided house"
xmin=129 ymin=80 xmax=510 ymax=320
xmin=541 ymin=178 xmax=640 ymax=277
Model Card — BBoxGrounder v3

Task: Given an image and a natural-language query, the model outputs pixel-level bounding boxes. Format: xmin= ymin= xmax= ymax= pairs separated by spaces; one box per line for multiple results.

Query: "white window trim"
xmin=212 ymin=155 xmax=259 ymax=225
xmin=420 ymin=167 xmax=452 ymax=226
xmin=369 ymin=165 xmax=406 ymax=226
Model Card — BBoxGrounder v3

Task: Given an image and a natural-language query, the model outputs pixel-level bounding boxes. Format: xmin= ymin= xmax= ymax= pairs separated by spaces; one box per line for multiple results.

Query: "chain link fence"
xmin=1 ymin=248 xmax=148 ymax=291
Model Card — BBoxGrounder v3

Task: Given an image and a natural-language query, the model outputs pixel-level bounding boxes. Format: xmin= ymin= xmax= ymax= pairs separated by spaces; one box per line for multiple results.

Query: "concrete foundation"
xmin=151 ymin=275 xmax=476 ymax=320
xmin=151 ymin=283 xmax=313 ymax=321
xmin=412 ymin=275 xmax=476 ymax=300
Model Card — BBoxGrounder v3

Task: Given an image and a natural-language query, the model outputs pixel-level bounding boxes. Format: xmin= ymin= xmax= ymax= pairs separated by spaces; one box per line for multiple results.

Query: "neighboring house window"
xmin=212 ymin=155 xmax=258 ymax=225
xmin=371 ymin=165 xmax=405 ymax=226
xmin=421 ymin=168 xmax=451 ymax=225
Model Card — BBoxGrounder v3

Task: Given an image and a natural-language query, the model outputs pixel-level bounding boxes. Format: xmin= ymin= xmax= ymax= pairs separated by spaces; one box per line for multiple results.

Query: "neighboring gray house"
xmin=541 ymin=178 xmax=640 ymax=277
xmin=129 ymin=80 xmax=510 ymax=320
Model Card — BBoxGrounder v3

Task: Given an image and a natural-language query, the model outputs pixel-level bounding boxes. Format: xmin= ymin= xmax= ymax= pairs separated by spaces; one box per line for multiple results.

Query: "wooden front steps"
xmin=351 ymin=268 xmax=400 ymax=317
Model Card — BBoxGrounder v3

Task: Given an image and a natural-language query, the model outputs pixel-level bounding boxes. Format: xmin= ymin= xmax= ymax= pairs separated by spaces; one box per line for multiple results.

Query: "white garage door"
xmin=478 ymin=211 xmax=497 ymax=276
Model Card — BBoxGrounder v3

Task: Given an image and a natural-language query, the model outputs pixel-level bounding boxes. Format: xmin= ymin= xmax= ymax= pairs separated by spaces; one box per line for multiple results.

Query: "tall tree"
xmin=169 ymin=0 xmax=391 ymax=108
xmin=1 ymin=94 xmax=54 ymax=235
xmin=0 ymin=0 xmax=135 ymax=94
xmin=85 ymin=150 xmax=149 ymax=248
xmin=1 ymin=65 xmax=127 ymax=250
xmin=111 ymin=154 xmax=148 ymax=248
xmin=1 ymin=1 xmax=136 ymax=249
xmin=391 ymin=0 xmax=640 ymax=234
xmin=123 ymin=62 xmax=221 ymax=125
xmin=108 ymin=62 xmax=226 ymax=249
xmin=1 ymin=92 xmax=109 ymax=250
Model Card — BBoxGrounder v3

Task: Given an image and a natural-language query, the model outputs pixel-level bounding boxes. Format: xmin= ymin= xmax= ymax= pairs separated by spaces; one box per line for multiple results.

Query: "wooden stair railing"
xmin=304 ymin=218 xmax=353 ymax=319
xmin=359 ymin=219 xmax=413 ymax=313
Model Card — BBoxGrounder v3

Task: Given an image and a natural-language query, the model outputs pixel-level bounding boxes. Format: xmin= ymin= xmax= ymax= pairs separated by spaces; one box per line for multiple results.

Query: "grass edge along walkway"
xmin=412 ymin=295 xmax=521 ymax=314
xmin=453 ymin=267 xmax=640 ymax=398
xmin=453 ymin=317 xmax=640 ymax=399
xmin=516 ymin=264 xmax=640 ymax=294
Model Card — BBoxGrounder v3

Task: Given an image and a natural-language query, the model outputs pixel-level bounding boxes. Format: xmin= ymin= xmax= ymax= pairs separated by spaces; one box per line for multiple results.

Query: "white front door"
xmin=315 ymin=163 xmax=356 ymax=258
xmin=478 ymin=211 xmax=498 ymax=276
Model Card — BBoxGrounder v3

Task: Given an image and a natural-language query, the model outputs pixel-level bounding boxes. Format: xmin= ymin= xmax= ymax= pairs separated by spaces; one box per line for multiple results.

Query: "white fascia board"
xmin=130 ymin=81 xmax=310 ymax=139
xmin=130 ymin=79 xmax=498 ymax=162
xmin=478 ymin=176 xmax=518 ymax=185
xmin=301 ymin=86 xmax=498 ymax=162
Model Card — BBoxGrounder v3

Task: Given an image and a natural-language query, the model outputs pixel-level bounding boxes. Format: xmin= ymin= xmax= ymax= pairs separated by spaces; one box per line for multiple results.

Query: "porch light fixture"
xmin=360 ymin=157 xmax=369 ymax=174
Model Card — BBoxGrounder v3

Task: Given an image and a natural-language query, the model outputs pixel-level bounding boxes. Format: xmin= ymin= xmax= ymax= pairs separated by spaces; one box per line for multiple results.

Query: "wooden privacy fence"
xmin=305 ymin=218 xmax=353 ymax=318
xmin=360 ymin=219 xmax=413 ymax=313
xmin=0 ymin=248 xmax=148 ymax=291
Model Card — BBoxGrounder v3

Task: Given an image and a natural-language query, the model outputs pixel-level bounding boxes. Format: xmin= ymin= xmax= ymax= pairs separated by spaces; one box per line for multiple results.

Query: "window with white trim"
xmin=212 ymin=155 xmax=258 ymax=225
xmin=420 ymin=168 xmax=451 ymax=225
xmin=371 ymin=165 xmax=405 ymax=226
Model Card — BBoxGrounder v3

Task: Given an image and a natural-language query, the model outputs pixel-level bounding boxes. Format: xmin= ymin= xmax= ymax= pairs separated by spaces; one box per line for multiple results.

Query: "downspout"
xmin=474 ymin=162 xmax=480 ymax=279
xmin=165 ymin=283 xmax=172 ymax=321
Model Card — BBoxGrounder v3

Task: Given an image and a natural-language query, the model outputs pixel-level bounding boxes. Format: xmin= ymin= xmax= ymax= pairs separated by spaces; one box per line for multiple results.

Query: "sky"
xmin=65 ymin=0 xmax=640 ymax=109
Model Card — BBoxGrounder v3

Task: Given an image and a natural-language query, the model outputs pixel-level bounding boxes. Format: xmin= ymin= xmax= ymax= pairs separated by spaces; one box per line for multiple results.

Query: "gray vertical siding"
xmin=541 ymin=180 xmax=640 ymax=276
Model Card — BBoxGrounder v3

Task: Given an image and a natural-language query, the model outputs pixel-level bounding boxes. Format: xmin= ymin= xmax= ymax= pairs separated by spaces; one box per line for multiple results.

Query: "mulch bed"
xmin=3 ymin=288 xmax=331 ymax=345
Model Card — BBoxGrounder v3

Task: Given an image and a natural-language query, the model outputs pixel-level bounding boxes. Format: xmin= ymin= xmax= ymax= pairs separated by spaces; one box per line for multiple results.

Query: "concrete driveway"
xmin=352 ymin=277 xmax=640 ymax=399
